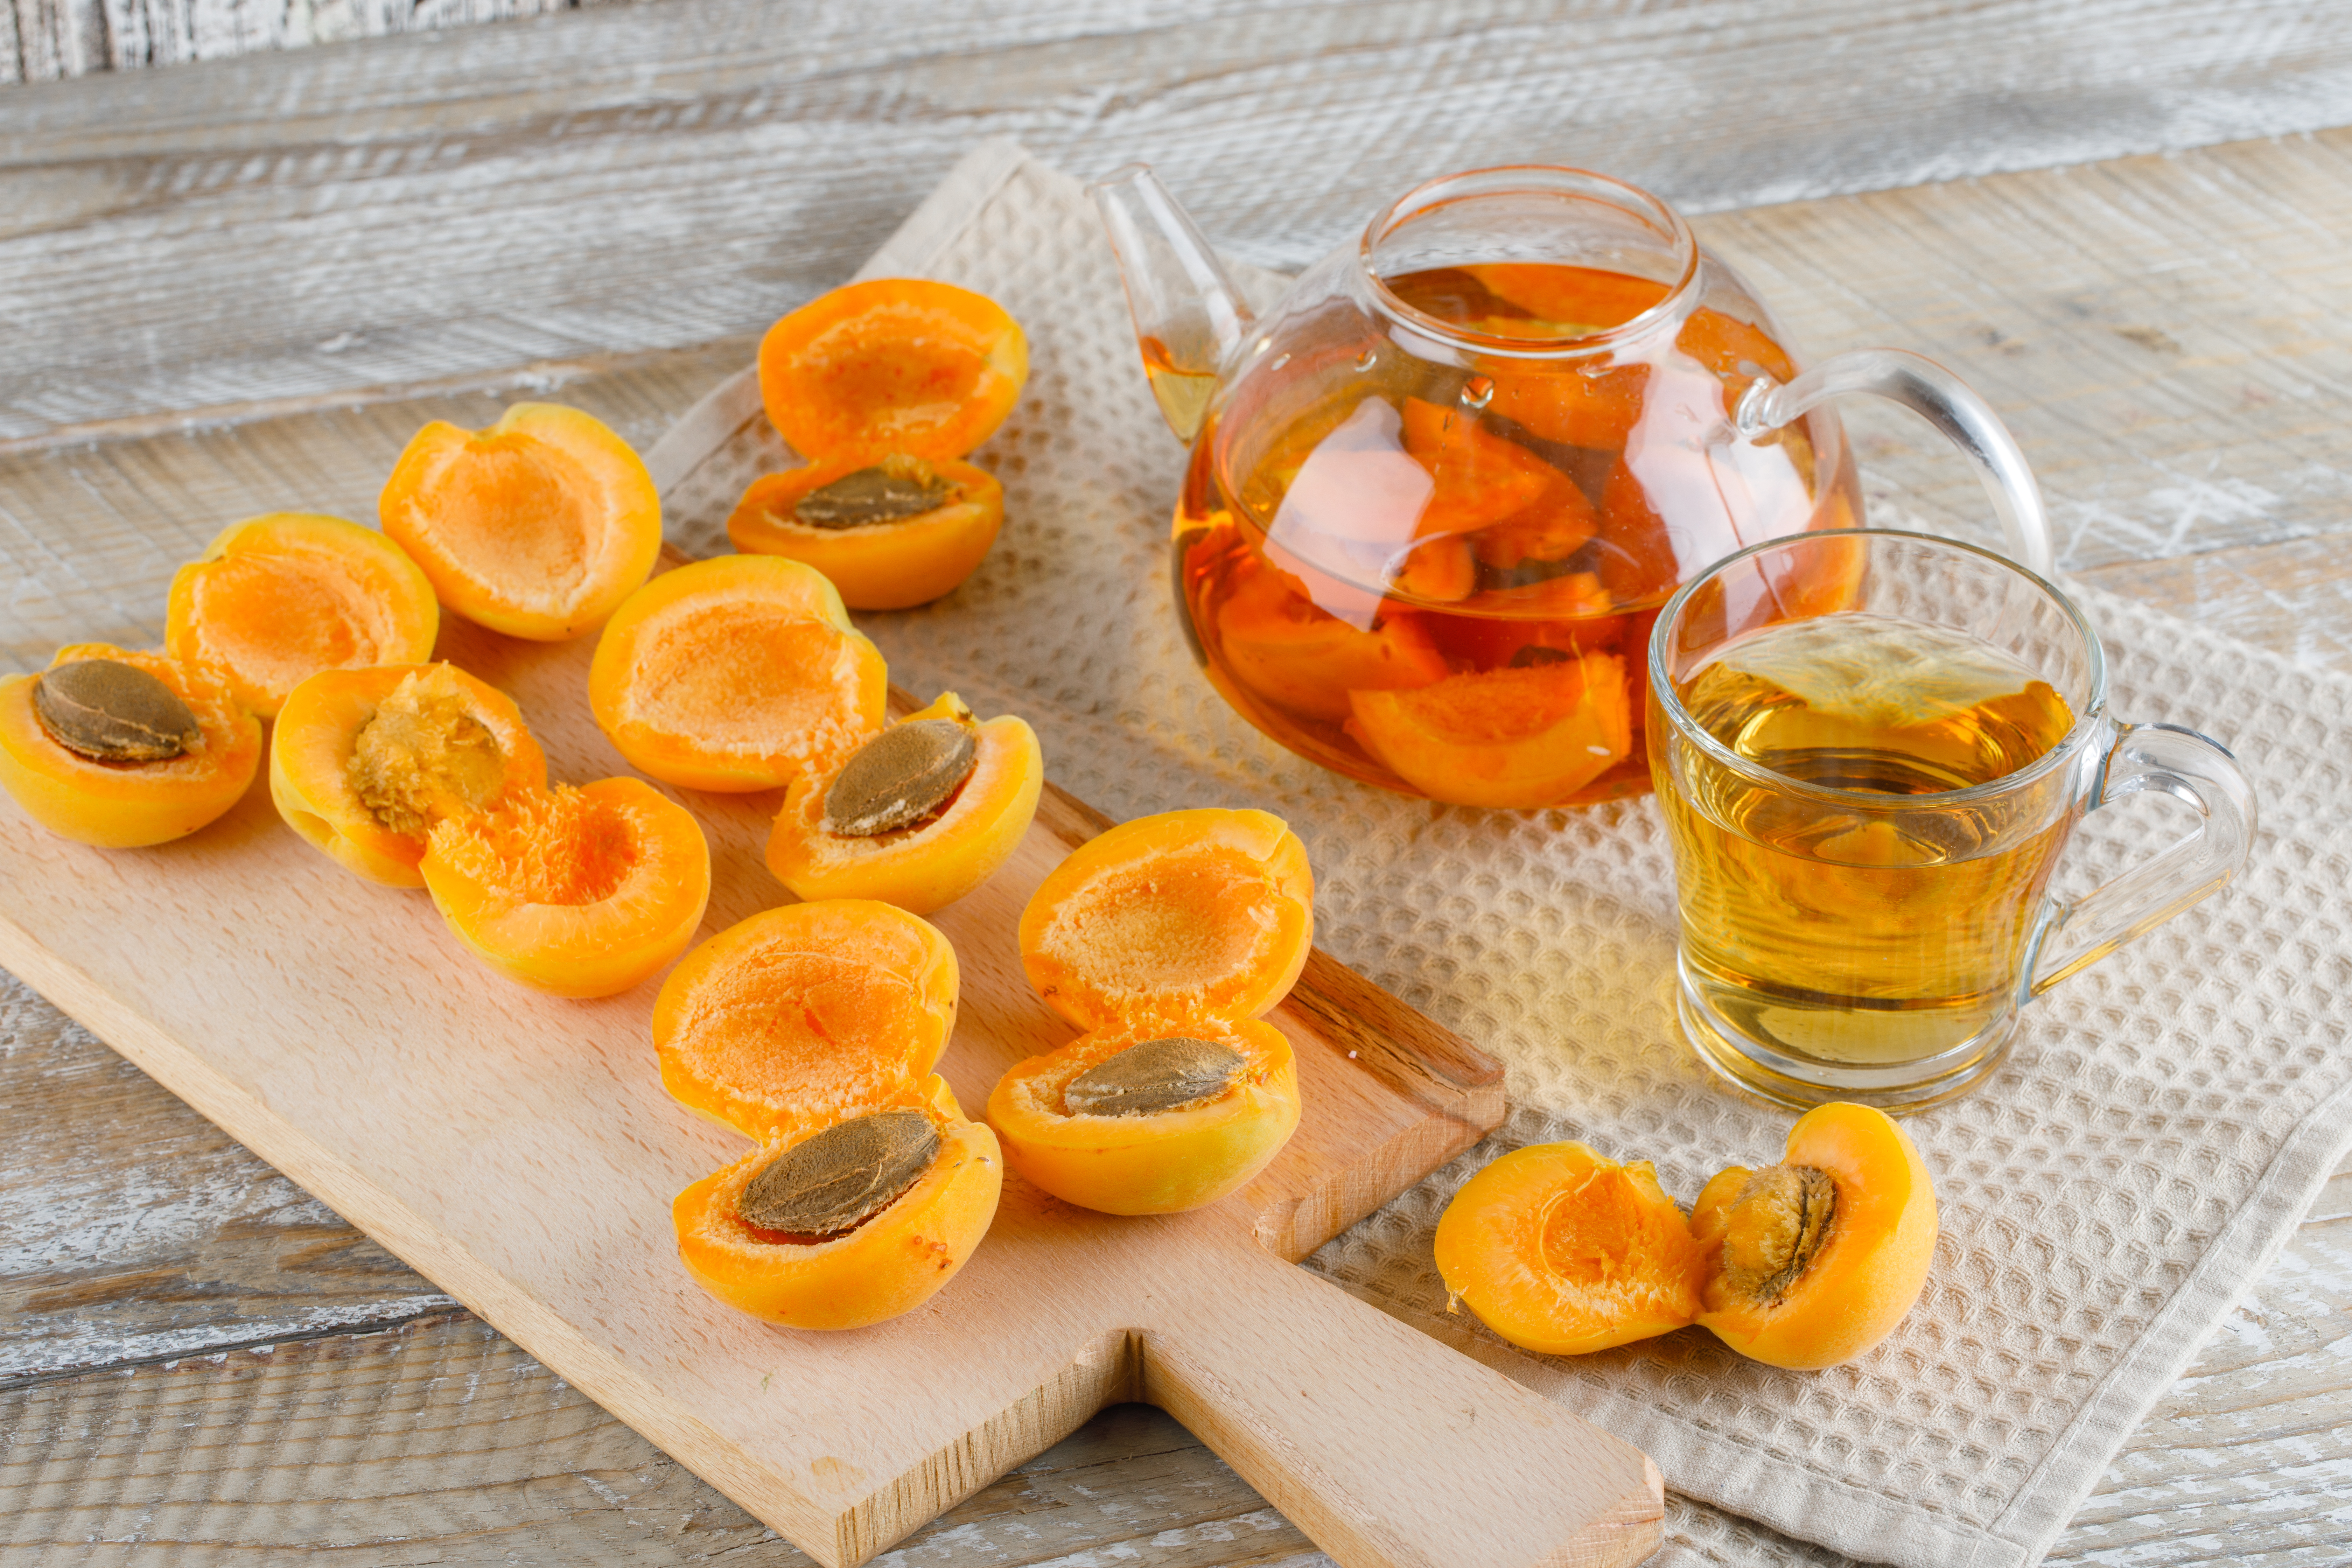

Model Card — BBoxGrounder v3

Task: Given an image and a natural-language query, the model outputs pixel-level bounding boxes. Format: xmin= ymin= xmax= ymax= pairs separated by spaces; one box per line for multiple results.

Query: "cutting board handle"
xmin=1140 ymin=1246 xmax=1661 ymax=1568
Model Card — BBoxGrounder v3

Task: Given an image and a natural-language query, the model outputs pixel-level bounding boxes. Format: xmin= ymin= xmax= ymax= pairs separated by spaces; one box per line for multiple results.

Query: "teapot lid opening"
xmin=1360 ymin=165 xmax=1700 ymax=359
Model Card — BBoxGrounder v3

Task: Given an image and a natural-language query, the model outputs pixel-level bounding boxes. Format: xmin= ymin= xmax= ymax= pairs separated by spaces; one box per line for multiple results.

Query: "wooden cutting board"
xmin=0 ymin=585 xmax=1662 ymax=1568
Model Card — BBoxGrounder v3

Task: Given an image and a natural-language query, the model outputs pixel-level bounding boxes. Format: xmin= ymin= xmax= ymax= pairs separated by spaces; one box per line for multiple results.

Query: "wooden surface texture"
xmin=4 ymin=4 xmax=2352 ymax=1565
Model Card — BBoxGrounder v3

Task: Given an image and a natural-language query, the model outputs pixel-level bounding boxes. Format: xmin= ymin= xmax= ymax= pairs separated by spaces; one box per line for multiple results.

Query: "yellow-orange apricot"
xmin=759 ymin=279 xmax=1027 ymax=464
xmin=588 ymin=555 xmax=887 ymax=793
xmin=1434 ymin=1142 xmax=1704 ymax=1357
xmin=380 ymin=403 xmax=663 ymax=642
xmin=1348 ymin=652 xmax=1629 ymax=809
xmin=1018 ymin=807 xmax=1314 ymax=1033
xmin=165 ymin=513 xmax=439 ymax=718
xmin=1216 ymin=563 xmax=1447 ymax=724
xmin=0 ymin=646 xmax=260 ymax=849
xmin=988 ymin=1017 xmax=1300 ymax=1216
xmin=270 ymin=663 xmax=547 ymax=887
xmin=728 ymin=453 xmax=1005 ymax=610
xmin=1690 ymin=1102 xmax=1938 ymax=1371
xmin=766 ymin=693 xmax=1042 ymax=915
xmin=674 ymin=1078 xmax=1001 ymax=1330
xmin=420 ymin=776 xmax=710 ymax=998
xmin=653 ymin=900 xmax=959 ymax=1141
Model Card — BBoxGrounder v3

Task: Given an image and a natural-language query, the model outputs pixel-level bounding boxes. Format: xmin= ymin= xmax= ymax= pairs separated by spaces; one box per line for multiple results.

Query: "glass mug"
xmin=1647 ymin=530 xmax=2259 ymax=1112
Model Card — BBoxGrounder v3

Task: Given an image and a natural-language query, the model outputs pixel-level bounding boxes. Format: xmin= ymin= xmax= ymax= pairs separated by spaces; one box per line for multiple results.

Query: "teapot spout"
xmin=1091 ymin=164 xmax=1254 ymax=442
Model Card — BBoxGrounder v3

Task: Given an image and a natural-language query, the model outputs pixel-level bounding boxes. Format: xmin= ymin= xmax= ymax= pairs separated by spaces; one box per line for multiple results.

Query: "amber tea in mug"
xmin=1648 ymin=532 xmax=2256 ymax=1111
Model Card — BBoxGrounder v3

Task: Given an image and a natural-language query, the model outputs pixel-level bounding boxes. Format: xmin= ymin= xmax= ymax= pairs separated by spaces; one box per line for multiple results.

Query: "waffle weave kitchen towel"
xmin=648 ymin=140 xmax=2352 ymax=1568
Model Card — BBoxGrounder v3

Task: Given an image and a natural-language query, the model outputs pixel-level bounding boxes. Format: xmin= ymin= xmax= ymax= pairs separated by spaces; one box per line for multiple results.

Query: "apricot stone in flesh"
xmin=0 ymin=646 xmax=261 ymax=849
xmin=165 ymin=513 xmax=439 ymax=718
xmin=729 ymin=453 xmax=1006 ymax=611
xmin=1063 ymin=1036 xmax=1245 ymax=1118
xmin=738 ymin=1108 xmax=942 ymax=1240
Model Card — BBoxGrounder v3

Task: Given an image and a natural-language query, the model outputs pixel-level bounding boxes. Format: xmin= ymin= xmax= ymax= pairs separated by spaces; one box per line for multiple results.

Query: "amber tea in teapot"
xmin=1100 ymin=164 xmax=2052 ymax=809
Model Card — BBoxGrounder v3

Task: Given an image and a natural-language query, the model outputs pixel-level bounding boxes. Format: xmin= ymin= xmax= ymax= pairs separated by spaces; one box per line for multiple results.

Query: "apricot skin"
xmin=767 ymin=693 xmax=1043 ymax=915
xmin=421 ymin=777 xmax=711 ymax=998
xmin=0 ymin=647 xmax=260 ymax=849
xmin=729 ymin=456 xmax=1006 ymax=610
xmin=380 ymin=402 xmax=663 ymax=642
xmin=1347 ymin=653 xmax=1630 ymax=811
xmin=987 ymin=1018 xmax=1300 ymax=1216
xmin=1690 ymin=1102 xmax=1938 ymax=1371
xmin=676 ymin=1095 xmax=1001 ymax=1331
xmin=165 ymin=513 xmax=439 ymax=719
xmin=588 ymin=555 xmax=888 ymax=794
xmin=269 ymin=663 xmax=547 ymax=888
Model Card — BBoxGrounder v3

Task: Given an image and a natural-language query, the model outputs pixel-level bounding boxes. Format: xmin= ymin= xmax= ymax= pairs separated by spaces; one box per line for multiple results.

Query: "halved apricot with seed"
xmin=420 ymin=776 xmax=710 ymax=998
xmin=165 ymin=513 xmax=439 ymax=718
xmin=758 ymin=279 xmax=1027 ymax=464
xmin=271 ymin=663 xmax=547 ymax=887
xmin=766 ymin=692 xmax=1043 ymax=915
xmin=1435 ymin=1103 xmax=1939 ymax=1370
xmin=1690 ymin=1102 xmax=1938 ymax=1371
xmin=729 ymin=453 xmax=1006 ymax=610
xmin=0 ymin=645 xmax=261 ymax=848
xmin=653 ymin=900 xmax=958 ymax=1141
xmin=1434 ymin=1142 xmax=1704 ymax=1357
xmin=987 ymin=1018 xmax=1300 ymax=1216
xmin=589 ymin=555 xmax=887 ymax=793
xmin=1348 ymin=652 xmax=1629 ymax=809
xmin=381 ymin=403 xmax=663 ymax=642
xmin=674 ymin=1077 xmax=1001 ymax=1330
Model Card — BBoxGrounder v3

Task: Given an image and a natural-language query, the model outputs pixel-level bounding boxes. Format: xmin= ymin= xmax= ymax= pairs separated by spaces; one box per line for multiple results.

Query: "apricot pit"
xmin=34 ymin=660 xmax=199 ymax=762
xmin=826 ymin=719 xmax=975 ymax=836
xmin=740 ymin=1109 xmax=943 ymax=1239
xmin=1064 ymin=1036 xmax=1246 ymax=1118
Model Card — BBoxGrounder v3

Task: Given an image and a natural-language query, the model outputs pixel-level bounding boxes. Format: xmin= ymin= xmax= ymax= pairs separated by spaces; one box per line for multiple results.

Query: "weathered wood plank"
xmin=9 ymin=1 xmax=2352 ymax=436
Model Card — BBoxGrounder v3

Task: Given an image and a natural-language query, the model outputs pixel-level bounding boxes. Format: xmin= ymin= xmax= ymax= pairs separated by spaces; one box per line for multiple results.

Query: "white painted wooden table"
xmin=2 ymin=4 xmax=2348 ymax=1564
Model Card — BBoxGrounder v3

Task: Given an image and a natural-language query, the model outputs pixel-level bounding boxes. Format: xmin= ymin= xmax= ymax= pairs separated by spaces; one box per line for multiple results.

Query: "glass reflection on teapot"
xmin=1096 ymin=163 xmax=2048 ymax=809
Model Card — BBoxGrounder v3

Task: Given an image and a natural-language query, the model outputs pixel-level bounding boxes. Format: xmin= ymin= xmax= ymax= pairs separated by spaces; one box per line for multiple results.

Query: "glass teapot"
xmin=1094 ymin=163 xmax=2051 ymax=808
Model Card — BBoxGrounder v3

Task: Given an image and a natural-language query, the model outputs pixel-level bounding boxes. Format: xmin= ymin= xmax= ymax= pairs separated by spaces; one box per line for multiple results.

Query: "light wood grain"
xmin=0 ymin=585 xmax=1657 ymax=1566
xmin=9 ymin=2 xmax=2352 ymax=436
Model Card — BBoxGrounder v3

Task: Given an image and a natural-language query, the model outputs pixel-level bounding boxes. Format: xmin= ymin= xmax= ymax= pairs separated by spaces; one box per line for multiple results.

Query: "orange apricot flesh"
xmin=380 ymin=403 xmax=663 ymax=642
xmin=165 ymin=513 xmax=439 ymax=719
xmin=1348 ymin=651 xmax=1629 ymax=809
xmin=1018 ymin=807 xmax=1314 ymax=1034
xmin=0 ymin=646 xmax=261 ymax=849
xmin=759 ymin=279 xmax=1027 ymax=464
xmin=728 ymin=454 xmax=1006 ymax=610
xmin=987 ymin=1017 xmax=1300 ymax=1216
xmin=588 ymin=554 xmax=888 ymax=793
xmin=767 ymin=692 xmax=1042 ymax=915
xmin=1690 ymin=1102 xmax=1938 ymax=1371
xmin=653 ymin=900 xmax=959 ymax=1141
xmin=270 ymin=663 xmax=547 ymax=887
xmin=1215 ymin=562 xmax=1448 ymax=724
xmin=674 ymin=1081 xmax=1001 ymax=1331
xmin=1434 ymin=1142 xmax=1704 ymax=1357
xmin=420 ymin=776 xmax=710 ymax=998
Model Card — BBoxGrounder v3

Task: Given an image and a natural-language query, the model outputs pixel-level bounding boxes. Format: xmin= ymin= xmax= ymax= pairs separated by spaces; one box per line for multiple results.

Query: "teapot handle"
xmin=1735 ymin=348 xmax=2053 ymax=576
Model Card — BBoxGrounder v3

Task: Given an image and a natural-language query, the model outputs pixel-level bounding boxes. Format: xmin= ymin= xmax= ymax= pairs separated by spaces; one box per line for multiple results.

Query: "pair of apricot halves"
xmin=1435 ymin=1102 xmax=1939 ymax=1370
xmin=587 ymin=552 xmax=1044 ymax=916
xmin=730 ymin=279 xmax=1027 ymax=610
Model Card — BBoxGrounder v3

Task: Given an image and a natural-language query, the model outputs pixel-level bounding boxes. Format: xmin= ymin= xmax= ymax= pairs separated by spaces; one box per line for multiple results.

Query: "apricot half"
xmin=988 ymin=1017 xmax=1301 ymax=1216
xmin=1434 ymin=1103 xmax=1939 ymax=1370
xmin=766 ymin=692 xmax=1043 ymax=915
xmin=165 ymin=513 xmax=439 ymax=718
xmin=589 ymin=555 xmax=888 ymax=793
xmin=1690 ymin=1102 xmax=1938 ymax=1371
xmin=674 ymin=1078 xmax=1001 ymax=1331
xmin=759 ymin=279 xmax=1027 ymax=464
xmin=1018 ymin=807 xmax=1314 ymax=1033
xmin=1216 ymin=562 xmax=1447 ymax=724
xmin=380 ymin=403 xmax=663 ymax=642
xmin=271 ymin=663 xmax=548 ymax=887
xmin=653 ymin=900 xmax=959 ymax=1141
xmin=1434 ymin=1143 xmax=1704 ymax=1357
xmin=1348 ymin=652 xmax=1629 ymax=809
xmin=0 ymin=646 xmax=261 ymax=849
xmin=420 ymin=776 xmax=710 ymax=998
xmin=729 ymin=453 xmax=1005 ymax=610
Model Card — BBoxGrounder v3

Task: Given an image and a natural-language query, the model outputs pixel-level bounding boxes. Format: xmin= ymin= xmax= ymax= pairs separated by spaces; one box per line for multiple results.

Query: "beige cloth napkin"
xmin=648 ymin=140 xmax=2352 ymax=1568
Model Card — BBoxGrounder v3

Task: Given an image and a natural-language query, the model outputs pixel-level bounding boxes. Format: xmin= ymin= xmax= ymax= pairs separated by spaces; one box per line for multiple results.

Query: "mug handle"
xmin=1736 ymin=347 xmax=2054 ymax=577
xmin=2027 ymin=722 xmax=2260 ymax=994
